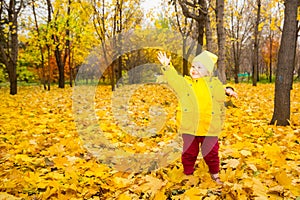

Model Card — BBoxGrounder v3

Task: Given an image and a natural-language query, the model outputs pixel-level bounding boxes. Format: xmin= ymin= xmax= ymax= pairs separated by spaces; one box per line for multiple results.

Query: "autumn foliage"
xmin=0 ymin=83 xmax=300 ymax=199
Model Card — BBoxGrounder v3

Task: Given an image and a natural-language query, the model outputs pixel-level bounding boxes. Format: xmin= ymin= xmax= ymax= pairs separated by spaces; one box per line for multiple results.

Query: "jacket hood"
xmin=192 ymin=51 xmax=218 ymax=73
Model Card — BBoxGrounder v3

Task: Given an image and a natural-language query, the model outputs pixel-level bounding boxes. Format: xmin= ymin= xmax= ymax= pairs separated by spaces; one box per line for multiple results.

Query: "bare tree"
xmin=227 ymin=0 xmax=254 ymax=83
xmin=270 ymin=0 xmax=298 ymax=126
xmin=178 ymin=0 xmax=207 ymax=54
xmin=91 ymin=0 xmax=142 ymax=91
xmin=46 ymin=0 xmax=53 ymax=90
xmin=112 ymin=0 xmax=123 ymax=89
xmin=52 ymin=0 xmax=72 ymax=89
xmin=252 ymin=0 xmax=261 ymax=86
xmin=172 ymin=0 xmax=195 ymax=76
xmin=91 ymin=0 xmax=110 ymax=86
xmin=32 ymin=0 xmax=47 ymax=90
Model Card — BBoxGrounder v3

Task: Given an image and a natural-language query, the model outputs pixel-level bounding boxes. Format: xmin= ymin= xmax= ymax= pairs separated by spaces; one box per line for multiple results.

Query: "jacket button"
xmin=187 ymin=93 xmax=189 ymax=96
xmin=212 ymin=112 xmax=214 ymax=114
xmin=184 ymin=109 xmax=188 ymax=111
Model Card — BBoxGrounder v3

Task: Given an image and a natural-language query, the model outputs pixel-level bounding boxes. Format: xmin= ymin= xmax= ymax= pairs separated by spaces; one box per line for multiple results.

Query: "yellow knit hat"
xmin=192 ymin=50 xmax=218 ymax=73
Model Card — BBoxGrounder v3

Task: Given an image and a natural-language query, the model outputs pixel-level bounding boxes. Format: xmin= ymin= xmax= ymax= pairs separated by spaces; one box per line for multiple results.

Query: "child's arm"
xmin=157 ymin=51 xmax=187 ymax=94
xmin=225 ymin=86 xmax=238 ymax=98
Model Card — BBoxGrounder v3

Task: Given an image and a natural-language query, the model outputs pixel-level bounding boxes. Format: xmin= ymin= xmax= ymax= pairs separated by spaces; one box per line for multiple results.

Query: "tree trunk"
xmin=7 ymin=63 xmax=17 ymax=95
xmin=196 ymin=19 xmax=205 ymax=54
xmin=230 ymin=11 xmax=240 ymax=84
xmin=111 ymin=63 xmax=115 ymax=91
xmin=117 ymin=55 xmax=122 ymax=85
xmin=232 ymin=40 xmax=240 ymax=83
xmin=69 ymin=49 xmax=73 ymax=87
xmin=8 ymin=23 xmax=18 ymax=95
xmin=270 ymin=0 xmax=298 ymax=126
xmin=298 ymin=53 xmax=300 ymax=79
xmin=46 ymin=0 xmax=52 ymax=91
xmin=296 ymin=20 xmax=300 ymax=80
xmin=216 ymin=0 xmax=226 ymax=84
xmin=205 ymin=0 xmax=213 ymax=51
xmin=55 ymin=47 xmax=65 ymax=88
xmin=42 ymin=61 xmax=47 ymax=90
xmin=234 ymin=58 xmax=239 ymax=83
xmin=252 ymin=0 xmax=261 ymax=86
xmin=111 ymin=1 xmax=118 ymax=90
xmin=47 ymin=48 xmax=51 ymax=91
xmin=269 ymin=33 xmax=273 ymax=83
xmin=9 ymin=0 xmax=19 ymax=95
xmin=182 ymin=39 xmax=188 ymax=76
xmin=66 ymin=0 xmax=71 ymax=87
xmin=117 ymin=1 xmax=123 ymax=86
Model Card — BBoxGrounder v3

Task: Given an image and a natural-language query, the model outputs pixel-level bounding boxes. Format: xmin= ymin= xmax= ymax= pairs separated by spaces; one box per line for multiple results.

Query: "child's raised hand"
xmin=157 ymin=51 xmax=171 ymax=66
xmin=225 ymin=87 xmax=238 ymax=99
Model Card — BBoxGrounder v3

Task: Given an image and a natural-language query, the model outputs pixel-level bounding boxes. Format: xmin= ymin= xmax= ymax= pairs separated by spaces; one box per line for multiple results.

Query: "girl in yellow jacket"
xmin=157 ymin=50 xmax=236 ymax=184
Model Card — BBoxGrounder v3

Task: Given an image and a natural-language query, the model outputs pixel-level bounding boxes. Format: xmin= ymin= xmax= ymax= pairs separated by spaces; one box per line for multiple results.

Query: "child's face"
xmin=190 ymin=63 xmax=209 ymax=79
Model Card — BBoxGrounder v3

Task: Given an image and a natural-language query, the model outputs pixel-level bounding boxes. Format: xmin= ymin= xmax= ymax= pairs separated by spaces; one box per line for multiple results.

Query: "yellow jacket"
xmin=161 ymin=64 xmax=225 ymax=136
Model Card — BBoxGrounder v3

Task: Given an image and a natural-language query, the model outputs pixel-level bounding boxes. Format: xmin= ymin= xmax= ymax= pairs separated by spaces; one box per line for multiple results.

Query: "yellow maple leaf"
xmin=134 ymin=175 xmax=167 ymax=197
xmin=247 ymin=163 xmax=257 ymax=172
xmin=252 ymin=178 xmax=268 ymax=199
xmin=275 ymin=171 xmax=292 ymax=189
xmin=240 ymin=150 xmax=252 ymax=157
xmin=41 ymin=187 xmax=57 ymax=199
xmin=112 ymin=177 xmax=133 ymax=189
xmin=167 ymin=166 xmax=185 ymax=183
xmin=267 ymin=185 xmax=284 ymax=197
xmin=224 ymin=158 xmax=240 ymax=168
xmin=14 ymin=154 xmax=32 ymax=163
xmin=117 ymin=193 xmax=132 ymax=200
xmin=290 ymin=185 xmax=300 ymax=196
xmin=153 ymin=190 xmax=167 ymax=200
xmin=53 ymin=156 xmax=68 ymax=168
xmin=184 ymin=188 xmax=206 ymax=199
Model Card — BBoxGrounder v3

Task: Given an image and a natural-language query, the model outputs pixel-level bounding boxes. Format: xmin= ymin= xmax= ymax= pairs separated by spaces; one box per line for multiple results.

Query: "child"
xmin=157 ymin=50 xmax=236 ymax=184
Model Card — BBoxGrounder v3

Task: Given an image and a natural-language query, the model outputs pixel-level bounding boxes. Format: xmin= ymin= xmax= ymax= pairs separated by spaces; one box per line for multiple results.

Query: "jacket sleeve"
xmin=215 ymin=80 xmax=226 ymax=127
xmin=160 ymin=63 xmax=188 ymax=97
xmin=220 ymin=95 xmax=226 ymax=127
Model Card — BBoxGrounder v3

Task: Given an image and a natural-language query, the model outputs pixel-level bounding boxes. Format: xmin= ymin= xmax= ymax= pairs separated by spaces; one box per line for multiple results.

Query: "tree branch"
xmin=178 ymin=0 xmax=201 ymax=21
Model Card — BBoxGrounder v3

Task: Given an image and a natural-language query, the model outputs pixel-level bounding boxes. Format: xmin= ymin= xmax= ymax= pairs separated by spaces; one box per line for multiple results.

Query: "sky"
xmin=140 ymin=0 xmax=165 ymax=26
xmin=141 ymin=0 xmax=163 ymax=12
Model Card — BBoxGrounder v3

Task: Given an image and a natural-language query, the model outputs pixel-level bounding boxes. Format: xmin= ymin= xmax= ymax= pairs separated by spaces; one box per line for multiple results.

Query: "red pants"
xmin=182 ymin=134 xmax=220 ymax=175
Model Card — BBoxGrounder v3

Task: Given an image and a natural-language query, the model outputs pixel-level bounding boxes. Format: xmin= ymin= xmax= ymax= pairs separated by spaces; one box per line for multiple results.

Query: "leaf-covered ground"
xmin=0 ymin=83 xmax=299 ymax=200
